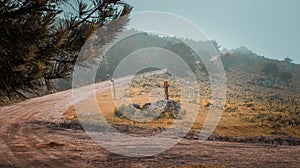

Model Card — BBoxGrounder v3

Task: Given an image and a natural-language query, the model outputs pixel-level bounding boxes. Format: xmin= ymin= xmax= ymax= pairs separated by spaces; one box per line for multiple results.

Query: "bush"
xmin=277 ymin=71 xmax=293 ymax=85
xmin=262 ymin=62 xmax=279 ymax=77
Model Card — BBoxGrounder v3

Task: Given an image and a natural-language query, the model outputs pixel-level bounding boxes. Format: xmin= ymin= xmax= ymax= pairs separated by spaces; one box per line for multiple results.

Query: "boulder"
xmin=115 ymin=100 xmax=185 ymax=120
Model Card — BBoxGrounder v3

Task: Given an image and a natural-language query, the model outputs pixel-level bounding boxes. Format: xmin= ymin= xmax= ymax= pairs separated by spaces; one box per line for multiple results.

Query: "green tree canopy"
xmin=0 ymin=0 xmax=132 ymax=100
xmin=284 ymin=57 xmax=293 ymax=63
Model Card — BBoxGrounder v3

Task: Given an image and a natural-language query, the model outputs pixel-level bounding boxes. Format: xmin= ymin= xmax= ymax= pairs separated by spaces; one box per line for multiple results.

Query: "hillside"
xmin=1 ymin=31 xmax=298 ymax=106
xmin=63 ymin=32 xmax=300 ymax=139
xmin=94 ymin=32 xmax=299 ymax=86
xmin=65 ymin=69 xmax=300 ymax=139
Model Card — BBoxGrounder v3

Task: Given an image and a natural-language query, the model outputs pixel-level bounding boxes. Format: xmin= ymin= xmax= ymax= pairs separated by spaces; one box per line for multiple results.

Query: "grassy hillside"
xmin=65 ymin=69 xmax=300 ymax=139
xmin=61 ymin=32 xmax=300 ymax=140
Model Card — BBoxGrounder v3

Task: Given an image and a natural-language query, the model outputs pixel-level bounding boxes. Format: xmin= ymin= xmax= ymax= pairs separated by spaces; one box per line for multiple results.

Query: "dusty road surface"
xmin=0 ymin=77 xmax=300 ymax=168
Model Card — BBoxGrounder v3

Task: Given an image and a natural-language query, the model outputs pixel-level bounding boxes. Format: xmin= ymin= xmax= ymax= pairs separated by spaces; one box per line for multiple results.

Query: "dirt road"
xmin=0 ymin=77 xmax=299 ymax=167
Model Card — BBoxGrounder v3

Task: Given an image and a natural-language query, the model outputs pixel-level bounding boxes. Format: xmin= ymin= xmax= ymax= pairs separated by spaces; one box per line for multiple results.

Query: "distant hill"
xmin=94 ymin=32 xmax=299 ymax=87
xmin=1 ymin=31 xmax=299 ymax=105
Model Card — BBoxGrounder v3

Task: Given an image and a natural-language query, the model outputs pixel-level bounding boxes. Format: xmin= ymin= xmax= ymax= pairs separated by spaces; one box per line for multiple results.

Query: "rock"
xmin=115 ymin=100 xmax=185 ymax=120
xmin=114 ymin=105 xmax=140 ymax=118
xmin=268 ymin=94 xmax=283 ymax=101
xmin=147 ymin=104 xmax=165 ymax=119
xmin=253 ymin=78 xmax=283 ymax=89
xmin=129 ymin=103 xmax=141 ymax=110
xmin=150 ymin=100 xmax=183 ymax=119
xmin=46 ymin=141 xmax=64 ymax=148
xmin=142 ymin=103 xmax=152 ymax=110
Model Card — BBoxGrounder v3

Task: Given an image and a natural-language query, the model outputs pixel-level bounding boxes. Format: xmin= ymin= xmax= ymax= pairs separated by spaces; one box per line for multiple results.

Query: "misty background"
xmin=125 ymin=0 xmax=300 ymax=63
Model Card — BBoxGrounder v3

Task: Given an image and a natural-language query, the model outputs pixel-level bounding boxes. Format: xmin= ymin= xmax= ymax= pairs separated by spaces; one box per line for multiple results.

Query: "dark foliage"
xmin=0 ymin=0 xmax=132 ymax=100
xmin=95 ymin=33 xmax=212 ymax=81
xmin=262 ymin=62 xmax=279 ymax=77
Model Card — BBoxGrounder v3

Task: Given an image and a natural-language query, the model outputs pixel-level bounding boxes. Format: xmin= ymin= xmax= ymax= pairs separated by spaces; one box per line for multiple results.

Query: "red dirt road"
xmin=0 ymin=78 xmax=299 ymax=168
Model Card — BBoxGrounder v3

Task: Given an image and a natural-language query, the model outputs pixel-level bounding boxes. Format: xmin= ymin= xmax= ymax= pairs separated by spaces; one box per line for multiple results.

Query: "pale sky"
xmin=125 ymin=0 xmax=300 ymax=63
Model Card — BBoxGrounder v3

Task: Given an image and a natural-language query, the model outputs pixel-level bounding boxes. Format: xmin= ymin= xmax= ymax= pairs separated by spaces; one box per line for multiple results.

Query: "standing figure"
xmin=163 ymin=81 xmax=169 ymax=100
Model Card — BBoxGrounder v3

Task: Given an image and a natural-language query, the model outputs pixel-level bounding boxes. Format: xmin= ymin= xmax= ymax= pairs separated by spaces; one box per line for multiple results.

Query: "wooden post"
xmin=111 ymin=78 xmax=116 ymax=100
xmin=163 ymin=81 xmax=169 ymax=100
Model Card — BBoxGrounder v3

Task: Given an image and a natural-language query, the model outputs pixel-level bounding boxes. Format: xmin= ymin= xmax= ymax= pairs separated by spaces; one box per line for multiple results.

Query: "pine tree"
xmin=0 ymin=0 xmax=132 ymax=100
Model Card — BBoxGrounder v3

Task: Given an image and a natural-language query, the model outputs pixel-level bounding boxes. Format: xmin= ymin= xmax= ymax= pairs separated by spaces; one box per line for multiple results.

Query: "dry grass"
xmin=64 ymin=71 xmax=300 ymax=138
